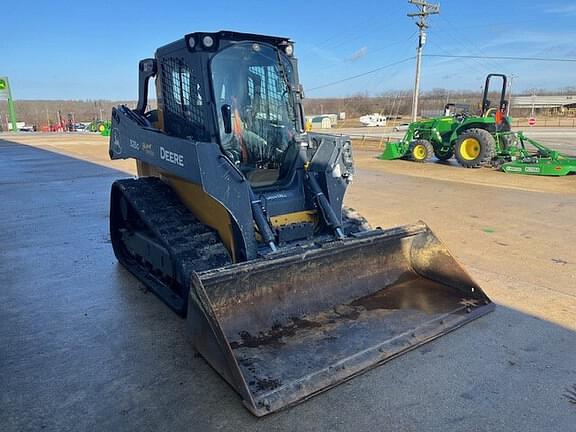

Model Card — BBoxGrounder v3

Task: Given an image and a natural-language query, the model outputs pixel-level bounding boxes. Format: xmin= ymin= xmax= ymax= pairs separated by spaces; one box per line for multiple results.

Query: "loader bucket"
xmin=379 ymin=141 xmax=406 ymax=160
xmin=188 ymin=222 xmax=493 ymax=416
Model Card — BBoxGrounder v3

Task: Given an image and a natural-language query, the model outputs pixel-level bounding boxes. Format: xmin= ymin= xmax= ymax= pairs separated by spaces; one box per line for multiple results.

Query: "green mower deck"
xmin=499 ymin=133 xmax=576 ymax=176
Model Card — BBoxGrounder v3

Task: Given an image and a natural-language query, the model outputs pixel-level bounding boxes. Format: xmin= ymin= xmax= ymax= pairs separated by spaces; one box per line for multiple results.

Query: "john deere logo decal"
xmin=0 ymin=79 xmax=6 ymax=90
xmin=525 ymin=166 xmax=540 ymax=173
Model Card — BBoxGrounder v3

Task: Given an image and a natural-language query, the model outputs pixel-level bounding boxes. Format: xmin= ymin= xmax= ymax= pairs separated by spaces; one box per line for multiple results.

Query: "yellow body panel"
xmin=270 ymin=210 xmax=318 ymax=228
xmin=136 ymin=160 xmax=162 ymax=177
xmin=164 ymin=174 xmax=238 ymax=262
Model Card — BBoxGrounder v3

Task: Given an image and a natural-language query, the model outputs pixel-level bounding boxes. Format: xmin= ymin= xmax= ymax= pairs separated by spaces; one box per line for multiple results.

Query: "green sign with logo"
xmin=0 ymin=76 xmax=17 ymax=131
xmin=0 ymin=77 xmax=9 ymax=99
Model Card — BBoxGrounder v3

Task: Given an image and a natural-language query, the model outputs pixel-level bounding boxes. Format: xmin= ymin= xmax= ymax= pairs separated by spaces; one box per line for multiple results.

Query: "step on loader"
xmin=108 ymin=31 xmax=493 ymax=416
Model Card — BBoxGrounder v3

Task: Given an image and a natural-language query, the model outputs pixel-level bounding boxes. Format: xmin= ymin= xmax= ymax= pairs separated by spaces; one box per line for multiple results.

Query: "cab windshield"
xmin=211 ymin=42 xmax=299 ymax=186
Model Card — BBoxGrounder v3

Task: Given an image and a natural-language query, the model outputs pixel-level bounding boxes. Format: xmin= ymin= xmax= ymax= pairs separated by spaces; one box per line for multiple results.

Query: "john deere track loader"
xmin=108 ymin=31 xmax=493 ymax=416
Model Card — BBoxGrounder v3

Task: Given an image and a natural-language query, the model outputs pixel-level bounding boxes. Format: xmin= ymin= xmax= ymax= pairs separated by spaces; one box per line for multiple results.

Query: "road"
xmin=320 ymin=126 xmax=576 ymax=154
xmin=1 ymin=133 xmax=575 ymax=432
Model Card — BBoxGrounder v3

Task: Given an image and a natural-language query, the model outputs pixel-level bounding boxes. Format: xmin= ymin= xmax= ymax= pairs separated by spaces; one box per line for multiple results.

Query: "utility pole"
xmin=507 ymin=74 xmax=518 ymax=116
xmin=408 ymin=0 xmax=439 ymax=123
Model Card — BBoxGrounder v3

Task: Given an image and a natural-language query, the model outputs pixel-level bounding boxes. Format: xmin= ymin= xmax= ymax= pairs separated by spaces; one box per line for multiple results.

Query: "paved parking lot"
xmin=1 ymin=133 xmax=575 ymax=432
xmin=326 ymin=126 xmax=576 ymax=154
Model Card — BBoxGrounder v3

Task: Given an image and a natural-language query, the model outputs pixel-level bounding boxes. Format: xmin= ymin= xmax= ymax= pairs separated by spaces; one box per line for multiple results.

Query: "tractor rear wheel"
xmin=454 ymin=128 xmax=496 ymax=168
xmin=409 ymin=139 xmax=434 ymax=163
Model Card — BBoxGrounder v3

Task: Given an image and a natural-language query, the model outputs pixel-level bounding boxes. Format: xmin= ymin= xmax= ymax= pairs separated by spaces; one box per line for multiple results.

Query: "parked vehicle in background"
xmin=393 ymin=123 xmax=410 ymax=132
xmin=17 ymin=122 xmax=35 ymax=132
xmin=359 ymin=113 xmax=387 ymax=127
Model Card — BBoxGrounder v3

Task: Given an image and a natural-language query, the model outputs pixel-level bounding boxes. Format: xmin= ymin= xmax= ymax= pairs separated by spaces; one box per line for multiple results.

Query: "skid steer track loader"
xmin=108 ymin=31 xmax=494 ymax=416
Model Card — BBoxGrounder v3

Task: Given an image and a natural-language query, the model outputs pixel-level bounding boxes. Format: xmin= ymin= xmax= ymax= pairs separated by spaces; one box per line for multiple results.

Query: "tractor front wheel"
xmin=409 ymin=139 xmax=434 ymax=163
xmin=454 ymin=128 xmax=496 ymax=168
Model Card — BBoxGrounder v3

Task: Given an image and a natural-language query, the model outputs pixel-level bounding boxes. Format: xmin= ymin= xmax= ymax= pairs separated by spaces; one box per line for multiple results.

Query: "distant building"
xmin=511 ymin=95 xmax=576 ymax=112
xmin=306 ymin=114 xmax=337 ymax=128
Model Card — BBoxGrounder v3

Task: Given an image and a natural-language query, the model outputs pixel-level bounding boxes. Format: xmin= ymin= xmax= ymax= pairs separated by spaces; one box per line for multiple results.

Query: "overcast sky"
xmin=3 ymin=0 xmax=575 ymax=99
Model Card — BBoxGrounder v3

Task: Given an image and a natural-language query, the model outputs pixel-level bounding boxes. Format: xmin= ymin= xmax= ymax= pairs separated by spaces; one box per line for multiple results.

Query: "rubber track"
xmin=112 ymin=177 xmax=231 ymax=313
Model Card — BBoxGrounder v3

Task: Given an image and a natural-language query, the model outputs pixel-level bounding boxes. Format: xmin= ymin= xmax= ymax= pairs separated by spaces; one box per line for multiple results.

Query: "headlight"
xmin=187 ymin=37 xmax=196 ymax=49
xmin=284 ymin=44 xmax=294 ymax=56
xmin=202 ymin=35 xmax=214 ymax=48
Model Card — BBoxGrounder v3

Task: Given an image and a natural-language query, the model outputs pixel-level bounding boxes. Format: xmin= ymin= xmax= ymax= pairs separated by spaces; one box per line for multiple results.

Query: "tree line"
xmin=1 ymin=86 xmax=574 ymax=129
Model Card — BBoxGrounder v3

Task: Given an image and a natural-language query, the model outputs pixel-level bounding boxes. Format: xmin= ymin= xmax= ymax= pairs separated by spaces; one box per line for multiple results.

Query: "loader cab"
xmin=151 ymin=31 xmax=305 ymax=188
xmin=211 ymin=41 xmax=301 ymax=186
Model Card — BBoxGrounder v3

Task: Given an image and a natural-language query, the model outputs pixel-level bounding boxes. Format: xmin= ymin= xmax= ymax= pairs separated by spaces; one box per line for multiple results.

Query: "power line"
xmin=303 ymin=54 xmax=575 ymax=96
xmin=306 ymin=57 xmax=415 ymax=92
xmin=424 ymin=54 xmax=576 ymax=63
xmin=312 ymin=10 xmax=405 ymax=52
xmin=436 ymin=15 xmax=509 ymax=74
xmin=357 ymin=32 xmax=419 ymax=93
xmin=426 ymin=39 xmax=492 ymax=77
xmin=311 ymin=31 xmax=418 ymax=73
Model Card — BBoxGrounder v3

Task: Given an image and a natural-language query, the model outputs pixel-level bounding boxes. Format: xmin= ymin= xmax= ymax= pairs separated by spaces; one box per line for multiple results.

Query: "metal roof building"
xmin=511 ymin=95 xmax=576 ymax=109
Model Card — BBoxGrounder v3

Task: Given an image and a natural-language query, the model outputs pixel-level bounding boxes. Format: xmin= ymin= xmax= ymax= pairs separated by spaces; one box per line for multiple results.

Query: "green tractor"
xmin=87 ymin=120 xmax=112 ymax=136
xmin=380 ymin=74 xmax=576 ymax=176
